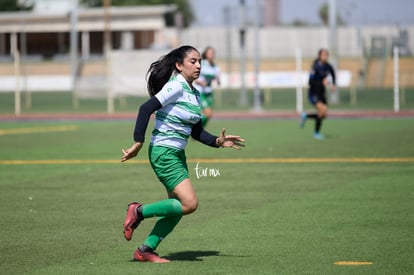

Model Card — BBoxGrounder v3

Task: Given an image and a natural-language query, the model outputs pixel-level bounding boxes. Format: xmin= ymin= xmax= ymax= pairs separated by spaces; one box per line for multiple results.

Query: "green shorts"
xmin=148 ymin=145 xmax=189 ymax=192
xmin=200 ymin=92 xmax=214 ymax=109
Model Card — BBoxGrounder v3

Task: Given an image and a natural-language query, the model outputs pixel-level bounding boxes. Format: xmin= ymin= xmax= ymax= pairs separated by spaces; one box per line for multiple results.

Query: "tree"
xmin=318 ymin=3 xmax=344 ymax=26
xmin=0 ymin=0 xmax=33 ymax=11
xmin=81 ymin=0 xmax=194 ymax=27
xmin=291 ymin=19 xmax=310 ymax=27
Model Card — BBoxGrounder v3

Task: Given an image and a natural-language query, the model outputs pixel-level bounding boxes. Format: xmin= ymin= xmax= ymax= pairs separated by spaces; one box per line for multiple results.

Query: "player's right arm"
xmin=121 ymin=81 xmax=181 ymax=162
xmin=121 ymin=96 xmax=161 ymax=162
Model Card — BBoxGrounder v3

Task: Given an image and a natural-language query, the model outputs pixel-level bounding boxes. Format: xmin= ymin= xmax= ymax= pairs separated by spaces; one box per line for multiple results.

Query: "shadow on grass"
xmin=165 ymin=250 xmax=250 ymax=261
xmin=129 ymin=250 xmax=250 ymax=262
xmin=324 ymin=133 xmax=339 ymax=139
xmin=128 ymin=250 xmax=225 ymax=263
xmin=165 ymin=250 xmax=221 ymax=261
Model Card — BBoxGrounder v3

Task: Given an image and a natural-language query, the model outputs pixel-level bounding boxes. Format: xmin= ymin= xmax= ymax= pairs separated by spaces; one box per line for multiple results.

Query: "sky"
xmin=191 ymin=0 xmax=414 ymax=26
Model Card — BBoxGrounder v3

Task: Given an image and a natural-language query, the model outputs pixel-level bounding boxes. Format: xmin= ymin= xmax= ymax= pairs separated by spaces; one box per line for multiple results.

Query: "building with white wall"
xmin=0 ymin=4 xmax=176 ymax=59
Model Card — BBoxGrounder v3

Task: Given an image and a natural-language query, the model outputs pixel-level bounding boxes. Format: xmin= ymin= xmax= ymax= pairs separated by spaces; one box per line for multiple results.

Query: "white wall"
xmin=165 ymin=25 xmax=414 ymax=58
xmin=33 ymin=0 xmax=72 ymax=14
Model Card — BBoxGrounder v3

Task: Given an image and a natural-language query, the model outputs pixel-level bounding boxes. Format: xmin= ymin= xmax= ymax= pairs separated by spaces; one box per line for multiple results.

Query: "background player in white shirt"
xmin=193 ymin=46 xmax=221 ymax=127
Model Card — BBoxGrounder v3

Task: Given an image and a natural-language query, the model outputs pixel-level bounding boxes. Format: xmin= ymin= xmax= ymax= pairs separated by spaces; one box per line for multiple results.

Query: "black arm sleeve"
xmin=133 ymin=96 xmax=162 ymax=142
xmin=191 ymin=120 xmax=220 ymax=148
xmin=329 ymin=64 xmax=336 ymax=85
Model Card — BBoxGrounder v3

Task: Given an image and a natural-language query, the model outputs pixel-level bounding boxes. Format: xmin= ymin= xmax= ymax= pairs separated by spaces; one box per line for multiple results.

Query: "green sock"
xmin=141 ymin=198 xmax=183 ymax=219
xmin=143 ymin=215 xmax=182 ymax=250
xmin=201 ymin=115 xmax=208 ymax=128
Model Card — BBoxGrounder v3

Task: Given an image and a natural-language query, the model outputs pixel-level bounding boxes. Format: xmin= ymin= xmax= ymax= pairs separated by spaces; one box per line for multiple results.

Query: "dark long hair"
xmin=202 ymin=46 xmax=215 ymax=66
xmin=318 ymin=48 xmax=329 ymax=60
xmin=146 ymin=45 xmax=198 ymax=97
xmin=313 ymin=48 xmax=329 ymax=66
xmin=318 ymin=48 xmax=328 ymax=57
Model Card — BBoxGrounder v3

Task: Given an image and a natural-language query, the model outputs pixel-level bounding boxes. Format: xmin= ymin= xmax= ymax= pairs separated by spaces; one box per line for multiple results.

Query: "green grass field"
xmin=1 ymin=118 xmax=414 ymax=274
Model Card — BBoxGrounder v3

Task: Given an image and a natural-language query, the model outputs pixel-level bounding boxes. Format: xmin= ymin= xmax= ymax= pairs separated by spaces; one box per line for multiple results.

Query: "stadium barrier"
xmin=3 ymin=49 xmax=413 ymax=114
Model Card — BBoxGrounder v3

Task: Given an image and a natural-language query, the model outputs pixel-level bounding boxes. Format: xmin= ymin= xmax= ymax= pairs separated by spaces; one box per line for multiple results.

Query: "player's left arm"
xmin=329 ymin=64 xmax=337 ymax=91
xmin=191 ymin=121 xmax=245 ymax=150
xmin=216 ymin=67 xmax=221 ymax=86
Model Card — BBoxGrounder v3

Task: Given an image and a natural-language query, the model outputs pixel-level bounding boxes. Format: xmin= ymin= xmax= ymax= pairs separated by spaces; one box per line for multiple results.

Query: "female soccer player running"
xmin=121 ymin=45 xmax=244 ymax=263
xmin=300 ymin=48 xmax=336 ymax=139
xmin=193 ymin=46 xmax=221 ymax=127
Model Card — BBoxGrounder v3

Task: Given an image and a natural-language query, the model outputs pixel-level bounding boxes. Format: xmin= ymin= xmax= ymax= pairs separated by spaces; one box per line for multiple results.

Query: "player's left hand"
xmin=216 ymin=128 xmax=245 ymax=150
xmin=331 ymin=85 xmax=337 ymax=92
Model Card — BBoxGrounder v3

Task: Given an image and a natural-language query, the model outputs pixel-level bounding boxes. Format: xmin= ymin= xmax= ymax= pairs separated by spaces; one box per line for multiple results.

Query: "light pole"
xmin=18 ymin=0 xmax=29 ymax=109
xmin=239 ymin=0 xmax=247 ymax=107
xmin=329 ymin=0 xmax=339 ymax=104
xmin=252 ymin=0 xmax=262 ymax=112
xmin=223 ymin=5 xmax=232 ymax=92
xmin=104 ymin=0 xmax=114 ymax=113
xmin=70 ymin=0 xmax=79 ymax=109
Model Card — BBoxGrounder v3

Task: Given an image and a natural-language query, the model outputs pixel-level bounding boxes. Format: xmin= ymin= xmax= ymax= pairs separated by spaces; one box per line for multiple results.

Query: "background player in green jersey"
xmin=194 ymin=46 xmax=221 ymax=127
xmin=121 ymin=45 xmax=244 ymax=263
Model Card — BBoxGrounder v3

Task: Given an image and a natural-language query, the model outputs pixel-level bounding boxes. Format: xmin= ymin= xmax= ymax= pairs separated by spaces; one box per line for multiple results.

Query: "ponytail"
xmin=146 ymin=45 xmax=198 ymax=97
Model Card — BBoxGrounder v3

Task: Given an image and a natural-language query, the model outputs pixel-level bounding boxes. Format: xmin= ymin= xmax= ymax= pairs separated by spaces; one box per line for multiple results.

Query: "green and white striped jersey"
xmin=151 ymin=73 xmax=202 ymax=150
xmin=193 ymin=59 xmax=220 ymax=94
